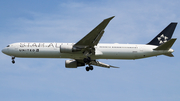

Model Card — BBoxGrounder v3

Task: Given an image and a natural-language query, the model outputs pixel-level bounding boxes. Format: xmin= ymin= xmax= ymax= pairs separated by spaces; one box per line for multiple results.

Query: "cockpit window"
xmin=7 ymin=45 xmax=10 ymax=47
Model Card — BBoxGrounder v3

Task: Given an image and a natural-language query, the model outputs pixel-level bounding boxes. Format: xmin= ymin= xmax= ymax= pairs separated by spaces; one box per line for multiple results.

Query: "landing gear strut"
xmin=12 ymin=56 xmax=15 ymax=64
xmin=84 ymin=57 xmax=94 ymax=71
xmin=83 ymin=57 xmax=91 ymax=64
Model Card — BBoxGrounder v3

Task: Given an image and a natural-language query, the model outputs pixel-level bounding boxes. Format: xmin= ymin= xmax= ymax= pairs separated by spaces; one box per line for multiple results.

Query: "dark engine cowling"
xmin=65 ymin=60 xmax=85 ymax=68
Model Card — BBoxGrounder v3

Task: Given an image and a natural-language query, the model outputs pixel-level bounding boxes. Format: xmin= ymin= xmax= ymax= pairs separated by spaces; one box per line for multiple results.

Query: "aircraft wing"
xmin=74 ymin=16 xmax=115 ymax=49
xmin=91 ymin=60 xmax=119 ymax=68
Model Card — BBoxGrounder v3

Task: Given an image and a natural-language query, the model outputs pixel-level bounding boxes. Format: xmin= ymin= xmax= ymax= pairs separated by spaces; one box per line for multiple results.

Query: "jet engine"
xmin=65 ymin=60 xmax=85 ymax=68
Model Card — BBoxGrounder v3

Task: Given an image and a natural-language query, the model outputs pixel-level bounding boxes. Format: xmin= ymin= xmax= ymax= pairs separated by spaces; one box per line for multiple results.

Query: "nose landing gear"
xmin=12 ymin=56 xmax=15 ymax=64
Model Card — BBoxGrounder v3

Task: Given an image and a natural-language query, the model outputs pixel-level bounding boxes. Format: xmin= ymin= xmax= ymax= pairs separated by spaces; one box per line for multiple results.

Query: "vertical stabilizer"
xmin=147 ymin=22 xmax=177 ymax=46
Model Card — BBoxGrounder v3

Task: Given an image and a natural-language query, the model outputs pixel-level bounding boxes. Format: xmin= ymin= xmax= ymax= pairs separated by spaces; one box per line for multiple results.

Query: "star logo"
xmin=157 ymin=34 xmax=168 ymax=44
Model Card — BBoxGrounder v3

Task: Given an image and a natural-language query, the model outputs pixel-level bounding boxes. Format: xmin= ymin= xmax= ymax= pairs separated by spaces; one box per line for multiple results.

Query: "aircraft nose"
xmin=2 ymin=48 xmax=8 ymax=54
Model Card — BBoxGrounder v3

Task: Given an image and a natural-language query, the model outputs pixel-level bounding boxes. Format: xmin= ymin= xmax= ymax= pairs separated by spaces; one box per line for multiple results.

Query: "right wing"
xmin=91 ymin=60 xmax=119 ymax=68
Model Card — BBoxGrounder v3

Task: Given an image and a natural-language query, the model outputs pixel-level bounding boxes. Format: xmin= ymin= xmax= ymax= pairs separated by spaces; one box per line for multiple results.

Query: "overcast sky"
xmin=0 ymin=0 xmax=180 ymax=101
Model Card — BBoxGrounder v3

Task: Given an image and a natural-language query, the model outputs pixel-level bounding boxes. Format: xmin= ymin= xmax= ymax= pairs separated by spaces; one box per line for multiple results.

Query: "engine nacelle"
xmin=65 ymin=60 xmax=85 ymax=68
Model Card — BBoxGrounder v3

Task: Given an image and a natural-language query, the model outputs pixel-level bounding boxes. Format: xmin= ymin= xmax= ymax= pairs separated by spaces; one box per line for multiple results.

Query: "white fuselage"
xmin=2 ymin=42 xmax=174 ymax=60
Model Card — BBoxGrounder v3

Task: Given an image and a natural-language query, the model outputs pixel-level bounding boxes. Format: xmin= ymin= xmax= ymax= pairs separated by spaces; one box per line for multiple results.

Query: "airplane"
xmin=2 ymin=16 xmax=178 ymax=71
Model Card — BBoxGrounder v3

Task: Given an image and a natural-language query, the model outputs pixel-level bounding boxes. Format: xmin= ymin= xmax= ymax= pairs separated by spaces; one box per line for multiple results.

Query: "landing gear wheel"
xmin=89 ymin=66 xmax=93 ymax=70
xmin=84 ymin=57 xmax=93 ymax=71
xmin=12 ymin=60 xmax=15 ymax=64
xmin=85 ymin=66 xmax=93 ymax=71
xmin=11 ymin=56 xmax=15 ymax=64
xmin=86 ymin=67 xmax=90 ymax=71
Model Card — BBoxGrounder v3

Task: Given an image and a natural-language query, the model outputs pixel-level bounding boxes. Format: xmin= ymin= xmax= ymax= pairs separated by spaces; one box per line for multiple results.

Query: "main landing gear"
xmin=86 ymin=65 xmax=93 ymax=71
xmin=83 ymin=57 xmax=94 ymax=71
xmin=12 ymin=56 xmax=15 ymax=64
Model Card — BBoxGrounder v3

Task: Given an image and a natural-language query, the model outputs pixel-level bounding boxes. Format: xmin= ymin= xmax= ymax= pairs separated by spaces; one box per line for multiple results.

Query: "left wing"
xmin=71 ymin=16 xmax=118 ymax=71
xmin=73 ymin=16 xmax=115 ymax=55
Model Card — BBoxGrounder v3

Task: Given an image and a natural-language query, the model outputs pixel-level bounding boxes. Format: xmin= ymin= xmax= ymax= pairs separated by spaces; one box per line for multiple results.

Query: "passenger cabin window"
xmin=7 ymin=45 xmax=10 ymax=47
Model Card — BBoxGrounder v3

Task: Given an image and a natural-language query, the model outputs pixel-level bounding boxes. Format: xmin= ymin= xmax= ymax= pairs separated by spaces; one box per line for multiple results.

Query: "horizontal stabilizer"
xmin=163 ymin=53 xmax=174 ymax=57
xmin=154 ymin=38 xmax=177 ymax=50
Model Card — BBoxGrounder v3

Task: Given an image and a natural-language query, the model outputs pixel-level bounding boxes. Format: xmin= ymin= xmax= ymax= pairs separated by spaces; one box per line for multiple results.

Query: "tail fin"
xmin=147 ymin=22 xmax=177 ymax=46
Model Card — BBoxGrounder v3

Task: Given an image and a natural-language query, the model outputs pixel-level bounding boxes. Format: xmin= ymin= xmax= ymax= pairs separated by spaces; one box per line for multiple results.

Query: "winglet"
xmin=153 ymin=38 xmax=177 ymax=50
